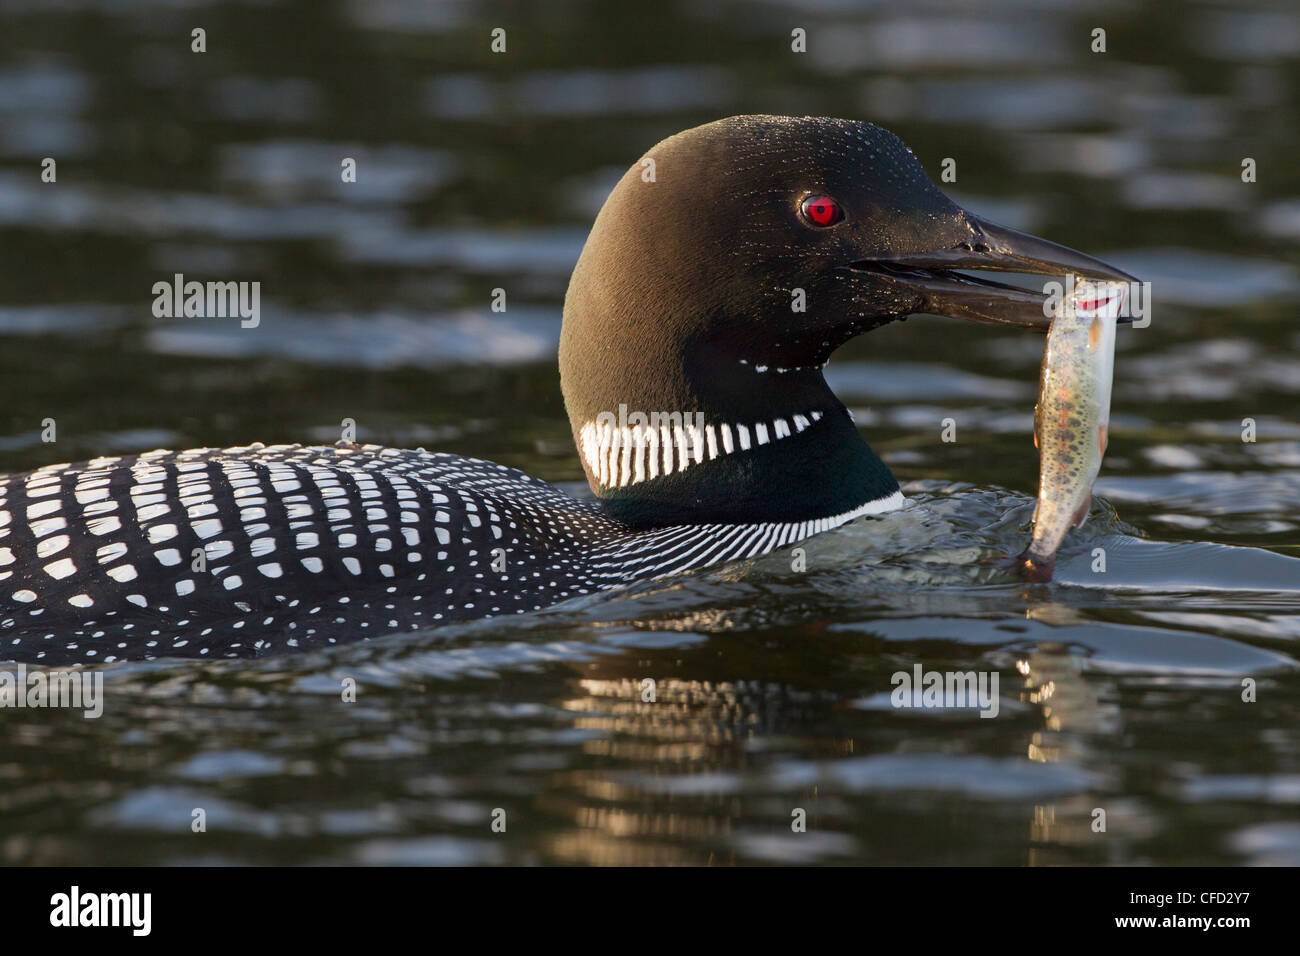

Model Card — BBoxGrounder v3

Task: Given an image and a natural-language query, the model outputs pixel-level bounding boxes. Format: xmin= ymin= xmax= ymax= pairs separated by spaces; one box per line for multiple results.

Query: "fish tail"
xmin=1015 ymin=549 xmax=1055 ymax=583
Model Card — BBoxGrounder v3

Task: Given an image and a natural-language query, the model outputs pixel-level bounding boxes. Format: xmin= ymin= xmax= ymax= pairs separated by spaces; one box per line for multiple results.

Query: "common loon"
xmin=0 ymin=116 xmax=1135 ymax=666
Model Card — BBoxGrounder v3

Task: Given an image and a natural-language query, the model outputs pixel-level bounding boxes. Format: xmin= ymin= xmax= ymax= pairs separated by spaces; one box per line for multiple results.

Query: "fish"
xmin=1008 ymin=278 xmax=1128 ymax=582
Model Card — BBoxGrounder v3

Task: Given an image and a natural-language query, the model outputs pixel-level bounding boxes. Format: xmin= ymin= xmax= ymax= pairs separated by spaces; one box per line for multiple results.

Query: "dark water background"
xmin=2 ymin=0 xmax=1299 ymax=865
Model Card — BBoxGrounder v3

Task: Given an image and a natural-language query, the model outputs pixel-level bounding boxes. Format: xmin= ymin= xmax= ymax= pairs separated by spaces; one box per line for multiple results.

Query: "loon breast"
xmin=0 ymin=443 xmax=902 ymax=665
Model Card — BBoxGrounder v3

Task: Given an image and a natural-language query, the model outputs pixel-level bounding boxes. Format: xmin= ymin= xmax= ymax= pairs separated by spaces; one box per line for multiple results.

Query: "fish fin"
xmin=984 ymin=549 xmax=1054 ymax=583
xmin=1072 ymin=494 xmax=1092 ymax=529
xmin=1098 ymin=424 xmax=1108 ymax=456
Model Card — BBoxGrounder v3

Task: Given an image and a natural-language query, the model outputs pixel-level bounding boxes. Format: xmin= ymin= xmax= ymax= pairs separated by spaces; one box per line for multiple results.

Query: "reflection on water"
xmin=1 ymin=0 xmax=1299 ymax=865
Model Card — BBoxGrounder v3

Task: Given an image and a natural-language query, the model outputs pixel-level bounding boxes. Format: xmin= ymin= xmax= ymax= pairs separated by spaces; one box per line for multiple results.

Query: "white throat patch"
xmin=579 ymin=411 xmax=824 ymax=489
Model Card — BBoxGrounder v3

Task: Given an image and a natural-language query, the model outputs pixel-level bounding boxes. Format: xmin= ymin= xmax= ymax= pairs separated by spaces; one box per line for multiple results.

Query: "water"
xmin=1 ymin=0 xmax=1299 ymax=865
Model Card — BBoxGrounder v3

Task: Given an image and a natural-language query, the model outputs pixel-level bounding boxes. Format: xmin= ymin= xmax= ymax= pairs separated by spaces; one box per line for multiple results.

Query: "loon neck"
xmin=561 ymin=359 xmax=900 ymax=528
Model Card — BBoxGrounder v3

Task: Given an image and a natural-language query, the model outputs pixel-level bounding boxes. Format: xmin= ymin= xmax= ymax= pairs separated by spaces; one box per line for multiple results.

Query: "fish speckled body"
xmin=1014 ymin=281 xmax=1126 ymax=581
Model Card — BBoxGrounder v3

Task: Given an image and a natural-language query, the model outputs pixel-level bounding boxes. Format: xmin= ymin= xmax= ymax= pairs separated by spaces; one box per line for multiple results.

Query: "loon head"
xmin=560 ymin=115 xmax=1135 ymax=528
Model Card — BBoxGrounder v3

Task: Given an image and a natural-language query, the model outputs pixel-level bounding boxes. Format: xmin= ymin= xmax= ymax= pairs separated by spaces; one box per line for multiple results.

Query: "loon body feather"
xmin=0 ymin=442 xmax=902 ymax=664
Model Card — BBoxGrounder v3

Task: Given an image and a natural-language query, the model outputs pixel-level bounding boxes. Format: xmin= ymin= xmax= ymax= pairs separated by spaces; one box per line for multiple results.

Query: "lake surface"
xmin=1 ymin=0 xmax=1298 ymax=865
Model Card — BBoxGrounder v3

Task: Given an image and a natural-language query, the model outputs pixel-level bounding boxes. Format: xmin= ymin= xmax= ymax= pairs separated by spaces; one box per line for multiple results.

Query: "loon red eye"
xmin=801 ymin=195 xmax=843 ymax=227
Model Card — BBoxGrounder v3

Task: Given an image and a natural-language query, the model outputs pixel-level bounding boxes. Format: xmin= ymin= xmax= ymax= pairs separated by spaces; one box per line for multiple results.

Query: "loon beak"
xmin=848 ymin=214 xmax=1139 ymax=331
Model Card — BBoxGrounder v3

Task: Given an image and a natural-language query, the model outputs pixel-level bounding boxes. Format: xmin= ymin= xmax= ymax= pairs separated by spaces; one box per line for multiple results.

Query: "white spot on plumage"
xmin=107 ymin=564 xmax=138 ymax=583
xmin=44 ymin=557 xmax=77 ymax=579
xmin=147 ymin=523 xmax=178 ymax=543
xmin=37 ymin=535 xmax=69 ymax=558
xmin=192 ymin=519 xmax=222 ymax=539
xmin=30 ymin=517 xmax=67 ymax=538
xmin=97 ymin=542 xmax=128 ymax=564
xmin=26 ymin=500 xmax=59 ymax=520
xmin=206 ymin=540 xmax=234 ymax=560
xmin=137 ymin=503 xmax=170 ymax=522
xmin=88 ymin=516 xmax=122 ymax=536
